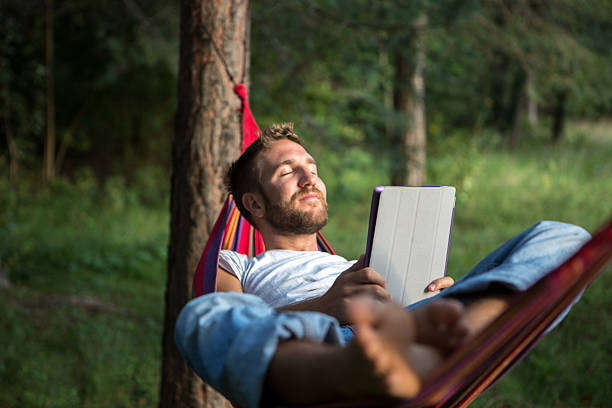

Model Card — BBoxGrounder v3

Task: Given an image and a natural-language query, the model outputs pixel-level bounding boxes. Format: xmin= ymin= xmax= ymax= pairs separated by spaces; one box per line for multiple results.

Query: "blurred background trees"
xmin=1 ymin=0 xmax=178 ymax=184
xmin=2 ymin=0 xmax=611 ymax=186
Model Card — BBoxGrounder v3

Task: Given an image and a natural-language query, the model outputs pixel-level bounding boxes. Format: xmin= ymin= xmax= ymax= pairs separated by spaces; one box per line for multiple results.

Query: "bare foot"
xmin=412 ymin=298 xmax=470 ymax=353
xmin=263 ymin=298 xmax=471 ymax=405
xmin=345 ymin=297 xmax=469 ymax=399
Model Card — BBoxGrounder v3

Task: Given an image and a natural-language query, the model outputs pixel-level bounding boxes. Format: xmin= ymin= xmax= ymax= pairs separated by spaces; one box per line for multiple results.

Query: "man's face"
xmin=256 ymin=139 xmax=328 ymax=234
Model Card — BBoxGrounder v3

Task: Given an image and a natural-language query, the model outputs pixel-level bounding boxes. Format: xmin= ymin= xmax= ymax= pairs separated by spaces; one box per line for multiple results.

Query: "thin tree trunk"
xmin=391 ymin=15 xmax=427 ymax=187
xmin=379 ymin=49 xmax=394 ymax=148
xmin=407 ymin=16 xmax=427 ymax=187
xmin=551 ymin=90 xmax=567 ymax=143
xmin=44 ymin=0 xmax=56 ymax=182
xmin=391 ymin=48 xmax=409 ymax=186
xmin=159 ymin=1 xmax=250 ymax=407
xmin=489 ymin=8 xmax=508 ymax=132
xmin=509 ymin=80 xmax=526 ymax=149
xmin=526 ymin=69 xmax=538 ymax=125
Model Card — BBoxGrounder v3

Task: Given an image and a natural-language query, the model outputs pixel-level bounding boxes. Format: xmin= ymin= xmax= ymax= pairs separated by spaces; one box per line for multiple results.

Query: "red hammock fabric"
xmin=234 ymin=84 xmax=260 ymax=152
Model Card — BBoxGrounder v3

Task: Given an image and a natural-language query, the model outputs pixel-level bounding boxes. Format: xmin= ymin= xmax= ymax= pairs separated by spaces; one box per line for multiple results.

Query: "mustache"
xmin=292 ymin=187 xmax=325 ymax=201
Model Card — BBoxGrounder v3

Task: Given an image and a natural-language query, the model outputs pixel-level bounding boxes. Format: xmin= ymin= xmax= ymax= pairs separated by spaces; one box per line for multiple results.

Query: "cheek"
xmin=270 ymin=181 xmax=295 ymax=202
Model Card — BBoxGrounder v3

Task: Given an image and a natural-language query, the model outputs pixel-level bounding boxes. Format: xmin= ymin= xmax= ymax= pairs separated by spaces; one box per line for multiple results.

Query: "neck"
xmin=260 ymin=226 xmax=319 ymax=252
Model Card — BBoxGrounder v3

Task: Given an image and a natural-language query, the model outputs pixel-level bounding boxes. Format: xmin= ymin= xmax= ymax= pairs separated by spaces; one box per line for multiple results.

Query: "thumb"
xmin=350 ymin=254 xmax=366 ymax=271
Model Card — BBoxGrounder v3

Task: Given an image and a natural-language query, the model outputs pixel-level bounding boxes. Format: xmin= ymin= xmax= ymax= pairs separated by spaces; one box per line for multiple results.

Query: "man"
xmin=175 ymin=123 xmax=590 ymax=408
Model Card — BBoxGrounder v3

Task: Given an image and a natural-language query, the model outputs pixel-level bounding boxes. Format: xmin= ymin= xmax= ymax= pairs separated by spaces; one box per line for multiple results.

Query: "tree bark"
xmin=44 ymin=0 xmax=55 ymax=183
xmin=159 ymin=1 xmax=250 ymax=407
xmin=391 ymin=15 xmax=427 ymax=187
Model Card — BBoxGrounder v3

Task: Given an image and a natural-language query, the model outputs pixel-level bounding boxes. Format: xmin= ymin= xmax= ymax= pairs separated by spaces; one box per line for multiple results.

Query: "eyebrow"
xmin=273 ymin=157 xmax=317 ymax=171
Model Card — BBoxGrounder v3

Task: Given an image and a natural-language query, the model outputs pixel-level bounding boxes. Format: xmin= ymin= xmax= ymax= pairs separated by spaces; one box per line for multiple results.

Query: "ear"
xmin=242 ymin=192 xmax=266 ymax=220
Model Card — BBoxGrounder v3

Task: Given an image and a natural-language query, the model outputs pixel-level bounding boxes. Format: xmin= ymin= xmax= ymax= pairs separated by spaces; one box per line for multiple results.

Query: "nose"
xmin=297 ymin=167 xmax=317 ymax=188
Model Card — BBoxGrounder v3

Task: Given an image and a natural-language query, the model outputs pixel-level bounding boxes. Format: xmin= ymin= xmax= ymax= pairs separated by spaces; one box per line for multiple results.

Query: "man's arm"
xmin=278 ymin=257 xmax=455 ymax=324
xmin=277 ymin=255 xmax=391 ymax=324
xmin=216 ymin=267 xmax=243 ymax=293
xmin=216 ymin=255 xmax=453 ymax=323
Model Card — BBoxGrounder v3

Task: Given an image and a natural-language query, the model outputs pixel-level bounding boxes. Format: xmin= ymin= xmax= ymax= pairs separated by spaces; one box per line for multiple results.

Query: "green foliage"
xmin=0 ymin=170 xmax=167 ymax=406
xmin=0 ymin=0 xmax=177 ymax=178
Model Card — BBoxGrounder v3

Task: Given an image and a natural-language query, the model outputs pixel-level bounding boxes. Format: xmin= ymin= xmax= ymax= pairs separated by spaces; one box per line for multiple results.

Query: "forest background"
xmin=1 ymin=0 xmax=611 ymax=407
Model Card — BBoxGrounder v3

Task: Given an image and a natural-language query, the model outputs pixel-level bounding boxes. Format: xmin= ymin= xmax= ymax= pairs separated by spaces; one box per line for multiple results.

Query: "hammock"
xmin=191 ymin=84 xmax=612 ymax=407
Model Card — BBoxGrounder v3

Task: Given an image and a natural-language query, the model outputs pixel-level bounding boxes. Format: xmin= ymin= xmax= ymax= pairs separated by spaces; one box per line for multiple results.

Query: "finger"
xmin=348 ymin=284 xmax=392 ymax=301
xmin=355 ymin=254 xmax=366 ymax=269
xmin=343 ymin=254 xmax=366 ymax=274
xmin=354 ymin=268 xmax=387 ymax=288
xmin=342 ymin=268 xmax=385 ymax=288
xmin=426 ymin=276 xmax=455 ymax=292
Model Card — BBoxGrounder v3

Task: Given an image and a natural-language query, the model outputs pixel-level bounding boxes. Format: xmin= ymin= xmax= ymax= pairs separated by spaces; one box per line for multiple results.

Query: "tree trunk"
xmin=391 ymin=15 xmax=427 ymax=187
xmin=159 ymin=1 xmax=250 ymax=407
xmin=488 ymin=9 xmax=508 ymax=132
xmin=526 ymin=69 xmax=538 ymax=126
xmin=44 ymin=0 xmax=56 ymax=183
xmin=551 ymin=90 xmax=567 ymax=143
xmin=379 ymin=49 xmax=394 ymax=149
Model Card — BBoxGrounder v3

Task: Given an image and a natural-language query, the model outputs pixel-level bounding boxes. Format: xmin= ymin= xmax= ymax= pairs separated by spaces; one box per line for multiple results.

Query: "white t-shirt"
xmin=219 ymin=249 xmax=356 ymax=308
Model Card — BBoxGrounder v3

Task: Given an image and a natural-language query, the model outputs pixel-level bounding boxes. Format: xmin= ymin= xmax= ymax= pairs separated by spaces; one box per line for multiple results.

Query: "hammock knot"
xmin=234 ymin=83 xmax=260 ymax=152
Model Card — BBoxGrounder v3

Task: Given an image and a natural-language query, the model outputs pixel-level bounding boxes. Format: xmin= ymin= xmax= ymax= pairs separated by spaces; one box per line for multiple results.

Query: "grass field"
xmin=1 ymin=123 xmax=610 ymax=407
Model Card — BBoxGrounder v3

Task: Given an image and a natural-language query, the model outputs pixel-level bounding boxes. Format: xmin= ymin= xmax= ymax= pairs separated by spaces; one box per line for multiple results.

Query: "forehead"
xmin=257 ymin=140 xmax=314 ymax=172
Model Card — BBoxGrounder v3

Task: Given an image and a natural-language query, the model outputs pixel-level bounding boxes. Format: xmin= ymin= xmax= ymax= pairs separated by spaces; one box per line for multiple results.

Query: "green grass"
xmin=1 ymin=123 xmax=610 ymax=407
xmin=0 ymin=169 xmax=168 ymax=407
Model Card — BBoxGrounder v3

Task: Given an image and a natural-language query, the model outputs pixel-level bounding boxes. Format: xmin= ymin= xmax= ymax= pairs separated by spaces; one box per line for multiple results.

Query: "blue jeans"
xmin=174 ymin=221 xmax=590 ymax=408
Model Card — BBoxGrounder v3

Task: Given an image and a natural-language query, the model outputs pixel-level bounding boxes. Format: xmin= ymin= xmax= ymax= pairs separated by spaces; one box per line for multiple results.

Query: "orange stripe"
xmin=223 ymin=207 xmax=240 ymax=249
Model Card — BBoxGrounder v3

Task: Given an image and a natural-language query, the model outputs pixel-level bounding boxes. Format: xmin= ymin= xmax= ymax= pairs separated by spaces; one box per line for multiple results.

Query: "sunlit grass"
xmin=0 ymin=170 xmax=167 ymax=407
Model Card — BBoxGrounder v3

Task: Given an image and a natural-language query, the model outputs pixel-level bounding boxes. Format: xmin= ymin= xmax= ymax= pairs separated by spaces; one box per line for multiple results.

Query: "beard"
xmin=262 ymin=187 xmax=328 ymax=234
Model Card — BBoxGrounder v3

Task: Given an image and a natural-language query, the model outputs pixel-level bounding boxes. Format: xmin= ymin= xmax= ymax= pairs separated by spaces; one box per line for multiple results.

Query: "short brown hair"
xmin=226 ymin=123 xmax=303 ymax=227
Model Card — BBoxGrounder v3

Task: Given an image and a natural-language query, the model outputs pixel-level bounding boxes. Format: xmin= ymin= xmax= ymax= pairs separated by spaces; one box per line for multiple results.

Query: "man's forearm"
xmin=276 ymin=296 xmax=328 ymax=314
xmin=276 ymin=295 xmax=348 ymax=323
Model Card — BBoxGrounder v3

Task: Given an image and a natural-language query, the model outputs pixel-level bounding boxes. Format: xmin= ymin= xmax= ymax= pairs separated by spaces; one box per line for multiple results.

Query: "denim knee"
xmin=531 ymin=220 xmax=591 ymax=243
